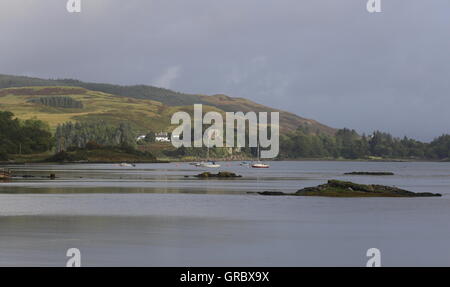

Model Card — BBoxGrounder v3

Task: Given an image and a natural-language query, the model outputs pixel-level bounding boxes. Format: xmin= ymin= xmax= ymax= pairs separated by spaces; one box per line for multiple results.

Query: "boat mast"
xmin=257 ymin=140 xmax=260 ymax=162
xmin=206 ymin=129 xmax=212 ymax=162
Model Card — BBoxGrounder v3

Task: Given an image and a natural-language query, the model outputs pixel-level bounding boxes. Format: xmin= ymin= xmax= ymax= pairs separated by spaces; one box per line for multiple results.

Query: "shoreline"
xmin=1 ymin=158 xmax=448 ymax=165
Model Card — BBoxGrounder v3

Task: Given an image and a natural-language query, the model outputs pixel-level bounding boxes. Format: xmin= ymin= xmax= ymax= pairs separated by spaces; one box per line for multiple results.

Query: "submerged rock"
xmin=344 ymin=172 xmax=394 ymax=176
xmin=257 ymin=191 xmax=286 ymax=196
xmin=195 ymin=171 xmax=242 ymax=178
xmin=295 ymin=180 xmax=441 ymax=197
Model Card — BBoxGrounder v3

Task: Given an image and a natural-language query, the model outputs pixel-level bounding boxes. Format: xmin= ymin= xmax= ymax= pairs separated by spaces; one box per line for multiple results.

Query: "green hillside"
xmin=0 ymin=74 xmax=335 ymax=135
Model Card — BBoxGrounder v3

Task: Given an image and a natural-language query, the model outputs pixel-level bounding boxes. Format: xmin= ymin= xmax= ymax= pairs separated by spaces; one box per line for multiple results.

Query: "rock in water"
xmin=295 ymin=180 xmax=442 ymax=197
xmin=195 ymin=171 xmax=242 ymax=178
xmin=344 ymin=172 xmax=394 ymax=176
xmin=257 ymin=191 xmax=287 ymax=196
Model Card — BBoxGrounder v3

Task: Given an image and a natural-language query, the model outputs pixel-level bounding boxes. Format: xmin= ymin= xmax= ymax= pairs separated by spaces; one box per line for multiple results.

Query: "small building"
xmin=155 ymin=132 xmax=170 ymax=142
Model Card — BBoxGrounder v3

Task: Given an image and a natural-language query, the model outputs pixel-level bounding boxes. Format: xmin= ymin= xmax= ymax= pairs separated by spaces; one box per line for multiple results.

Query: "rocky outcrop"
xmin=195 ymin=171 xmax=242 ymax=178
xmin=295 ymin=180 xmax=442 ymax=197
xmin=256 ymin=180 xmax=442 ymax=197
xmin=257 ymin=191 xmax=286 ymax=196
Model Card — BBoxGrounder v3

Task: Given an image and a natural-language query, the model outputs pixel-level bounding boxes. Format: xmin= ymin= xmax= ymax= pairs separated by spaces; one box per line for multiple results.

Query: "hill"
xmin=0 ymin=74 xmax=335 ymax=135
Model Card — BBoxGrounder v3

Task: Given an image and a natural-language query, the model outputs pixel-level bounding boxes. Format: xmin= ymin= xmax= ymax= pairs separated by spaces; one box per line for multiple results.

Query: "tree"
xmin=55 ymin=121 xmax=137 ymax=152
xmin=0 ymin=111 xmax=53 ymax=156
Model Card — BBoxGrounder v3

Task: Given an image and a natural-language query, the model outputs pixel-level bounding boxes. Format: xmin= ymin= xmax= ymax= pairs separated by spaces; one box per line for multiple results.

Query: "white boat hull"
xmin=252 ymin=163 xmax=270 ymax=168
xmin=196 ymin=162 xmax=221 ymax=168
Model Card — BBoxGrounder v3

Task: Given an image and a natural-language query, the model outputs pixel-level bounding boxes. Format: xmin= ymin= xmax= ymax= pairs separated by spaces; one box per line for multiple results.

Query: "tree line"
xmin=1 ymin=108 xmax=449 ymax=161
xmin=55 ymin=121 xmax=135 ymax=152
xmin=279 ymin=126 xmax=450 ymax=160
xmin=28 ymin=96 xmax=84 ymax=109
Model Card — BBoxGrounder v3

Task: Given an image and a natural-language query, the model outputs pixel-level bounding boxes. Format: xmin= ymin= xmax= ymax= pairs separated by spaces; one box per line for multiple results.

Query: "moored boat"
xmin=197 ymin=161 xmax=221 ymax=168
xmin=251 ymin=162 xmax=270 ymax=168
xmin=197 ymin=130 xmax=221 ymax=168
xmin=119 ymin=163 xmax=135 ymax=167
xmin=251 ymin=141 xmax=270 ymax=168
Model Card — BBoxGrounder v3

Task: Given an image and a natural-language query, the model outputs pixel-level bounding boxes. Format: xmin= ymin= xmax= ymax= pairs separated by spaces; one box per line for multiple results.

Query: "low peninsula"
xmin=344 ymin=172 xmax=394 ymax=176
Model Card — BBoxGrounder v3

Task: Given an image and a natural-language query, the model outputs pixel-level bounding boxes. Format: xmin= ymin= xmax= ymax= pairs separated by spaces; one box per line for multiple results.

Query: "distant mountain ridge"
xmin=0 ymin=74 xmax=335 ymax=135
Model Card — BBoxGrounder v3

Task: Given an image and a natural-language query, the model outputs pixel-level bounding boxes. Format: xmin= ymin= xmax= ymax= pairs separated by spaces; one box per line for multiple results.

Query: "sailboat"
xmin=251 ymin=162 xmax=269 ymax=168
xmin=198 ymin=161 xmax=221 ymax=168
xmin=197 ymin=130 xmax=221 ymax=168
xmin=251 ymin=142 xmax=269 ymax=168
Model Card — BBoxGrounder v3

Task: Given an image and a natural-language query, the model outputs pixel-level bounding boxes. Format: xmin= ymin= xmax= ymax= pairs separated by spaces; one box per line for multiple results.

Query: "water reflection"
xmin=0 ymin=161 xmax=449 ymax=266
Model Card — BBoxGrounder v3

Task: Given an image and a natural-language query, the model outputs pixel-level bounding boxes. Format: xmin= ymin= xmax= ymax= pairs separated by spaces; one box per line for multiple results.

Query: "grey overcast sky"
xmin=1 ymin=0 xmax=449 ymax=141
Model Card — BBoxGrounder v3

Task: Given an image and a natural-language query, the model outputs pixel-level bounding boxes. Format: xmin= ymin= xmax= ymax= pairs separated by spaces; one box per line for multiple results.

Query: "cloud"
xmin=1 ymin=0 xmax=450 ymax=140
xmin=225 ymin=56 xmax=291 ymax=101
xmin=152 ymin=66 xmax=181 ymax=89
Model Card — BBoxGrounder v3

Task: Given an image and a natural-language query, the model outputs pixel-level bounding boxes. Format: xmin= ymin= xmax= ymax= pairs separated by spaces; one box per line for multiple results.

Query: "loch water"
xmin=0 ymin=161 xmax=449 ymax=266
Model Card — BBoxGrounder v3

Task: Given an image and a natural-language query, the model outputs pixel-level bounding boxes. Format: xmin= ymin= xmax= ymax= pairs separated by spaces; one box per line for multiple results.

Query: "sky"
xmin=1 ymin=0 xmax=449 ymax=141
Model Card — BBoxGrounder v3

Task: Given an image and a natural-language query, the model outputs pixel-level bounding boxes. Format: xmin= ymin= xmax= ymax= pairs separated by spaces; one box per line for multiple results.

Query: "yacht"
xmin=196 ymin=131 xmax=221 ymax=168
xmin=251 ymin=142 xmax=270 ymax=168
xmin=251 ymin=162 xmax=270 ymax=168
xmin=197 ymin=161 xmax=221 ymax=168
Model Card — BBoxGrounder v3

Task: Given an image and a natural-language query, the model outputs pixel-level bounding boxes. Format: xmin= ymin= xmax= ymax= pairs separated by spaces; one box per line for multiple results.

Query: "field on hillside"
xmin=0 ymin=86 xmax=230 ymax=134
xmin=0 ymin=86 xmax=159 ymax=132
xmin=0 ymin=75 xmax=337 ymax=136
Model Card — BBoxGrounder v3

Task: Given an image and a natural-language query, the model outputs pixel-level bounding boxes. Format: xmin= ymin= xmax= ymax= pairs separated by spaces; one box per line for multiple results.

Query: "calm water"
xmin=0 ymin=161 xmax=449 ymax=266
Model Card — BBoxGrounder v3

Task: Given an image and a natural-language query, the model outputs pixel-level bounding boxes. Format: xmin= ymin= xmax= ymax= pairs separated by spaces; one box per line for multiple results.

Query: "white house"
xmin=155 ymin=132 xmax=170 ymax=142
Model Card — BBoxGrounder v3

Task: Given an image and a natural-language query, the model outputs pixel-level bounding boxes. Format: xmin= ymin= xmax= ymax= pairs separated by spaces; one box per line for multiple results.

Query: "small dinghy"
xmin=119 ymin=163 xmax=135 ymax=167
xmin=197 ymin=161 xmax=221 ymax=168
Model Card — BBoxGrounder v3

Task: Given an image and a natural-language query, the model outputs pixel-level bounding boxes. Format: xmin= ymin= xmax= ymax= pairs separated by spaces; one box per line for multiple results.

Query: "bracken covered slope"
xmin=0 ymin=74 xmax=335 ymax=135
